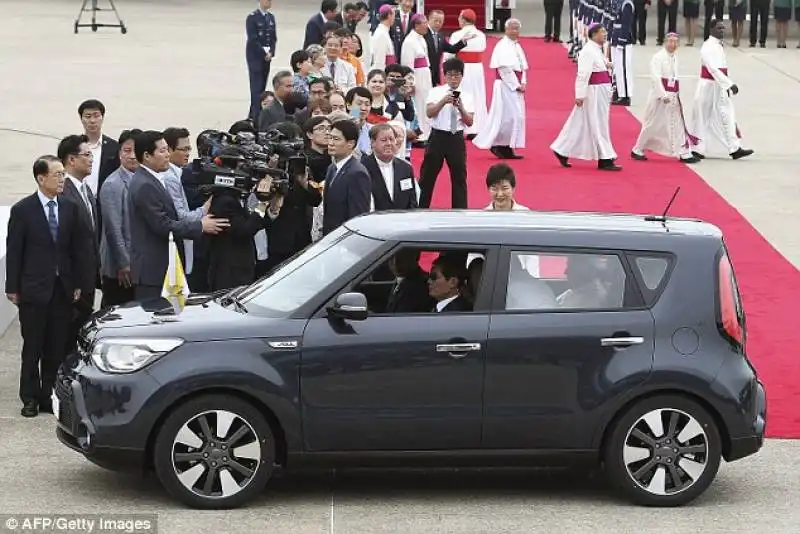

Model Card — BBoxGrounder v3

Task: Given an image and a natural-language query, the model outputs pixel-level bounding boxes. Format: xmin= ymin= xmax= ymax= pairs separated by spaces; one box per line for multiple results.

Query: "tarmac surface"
xmin=1 ymin=1 xmax=799 ymax=532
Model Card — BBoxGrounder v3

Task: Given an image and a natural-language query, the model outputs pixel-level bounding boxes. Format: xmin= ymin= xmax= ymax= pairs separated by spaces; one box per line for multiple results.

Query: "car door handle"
xmin=600 ymin=336 xmax=645 ymax=347
xmin=436 ymin=343 xmax=481 ymax=358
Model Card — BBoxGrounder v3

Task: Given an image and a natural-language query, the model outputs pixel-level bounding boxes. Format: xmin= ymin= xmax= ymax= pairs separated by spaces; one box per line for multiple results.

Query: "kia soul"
xmin=54 ymin=210 xmax=766 ymax=509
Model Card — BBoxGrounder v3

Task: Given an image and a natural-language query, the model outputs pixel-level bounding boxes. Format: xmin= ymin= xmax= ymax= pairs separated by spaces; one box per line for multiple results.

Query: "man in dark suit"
xmin=128 ymin=131 xmax=230 ymax=300
xmin=305 ymin=0 xmax=340 ymax=48
xmin=385 ymin=248 xmax=432 ymax=313
xmin=426 ymin=10 xmax=469 ymax=87
xmin=246 ymin=0 xmax=278 ymax=122
xmin=258 ymin=70 xmax=293 ymax=132
xmin=427 ymin=254 xmax=472 ymax=313
xmin=57 ymin=134 xmax=100 ymax=354
xmin=78 ymin=99 xmax=120 ymax=197
xmin=5 ymin=155 xmax=90 ymax=417
xmin=391 ymin=0 xmax=417 ymax=60
xmin=322 ymin=120 xmax=372 ymax=236
xmin=361 ymin=123 xmax=418 ymax=211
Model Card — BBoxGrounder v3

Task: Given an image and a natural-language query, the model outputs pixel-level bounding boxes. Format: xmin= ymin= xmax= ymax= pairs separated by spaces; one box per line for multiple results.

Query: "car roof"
xmin=344 ymin=210 xmax=723 ymax=248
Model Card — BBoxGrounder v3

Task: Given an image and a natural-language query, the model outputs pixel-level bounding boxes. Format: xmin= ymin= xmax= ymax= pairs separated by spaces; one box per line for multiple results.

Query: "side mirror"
xmin=328 ymin=292 xmax=368 ymax=321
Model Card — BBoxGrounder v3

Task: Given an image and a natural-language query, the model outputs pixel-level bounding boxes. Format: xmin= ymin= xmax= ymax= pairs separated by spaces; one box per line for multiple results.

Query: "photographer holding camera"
xmin=207 ymin=166 xmax=284 ymax=291
xmin=255 ymin=121 xmax=322 ymax=277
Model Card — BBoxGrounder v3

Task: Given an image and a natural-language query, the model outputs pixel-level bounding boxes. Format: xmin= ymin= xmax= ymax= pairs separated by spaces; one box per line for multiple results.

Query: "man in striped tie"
xmin=5 ymin=155 xmax=89 ymax=417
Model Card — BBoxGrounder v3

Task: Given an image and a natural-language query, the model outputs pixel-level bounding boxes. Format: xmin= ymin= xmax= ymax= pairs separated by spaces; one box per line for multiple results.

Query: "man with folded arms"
xmin=689 ymin=19 xmax=754 ymax=161
xmin=630 ymin=34 xmax=701 ymax=164
xmin=401 ymin=14 xmax=434 ymax=143
xmin=551 ymin=23 xmax=621 ymax=171
xmin=473 ymin=18 xmax=528 ymax=160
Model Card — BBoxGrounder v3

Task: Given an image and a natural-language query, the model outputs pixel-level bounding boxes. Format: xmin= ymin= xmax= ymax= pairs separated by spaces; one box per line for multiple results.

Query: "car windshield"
xmin=237 ymin=227 xmax=384 ymax=317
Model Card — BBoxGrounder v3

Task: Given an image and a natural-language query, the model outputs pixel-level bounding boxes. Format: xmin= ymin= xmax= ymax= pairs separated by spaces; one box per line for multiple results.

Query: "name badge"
xmin=400 ymin=179 xmax=413 ymax=191
xmin=397 ymin=102 xmax=405 ymax=110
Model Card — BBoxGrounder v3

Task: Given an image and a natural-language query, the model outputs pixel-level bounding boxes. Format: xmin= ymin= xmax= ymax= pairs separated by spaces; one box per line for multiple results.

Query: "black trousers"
xmin=494 ymin=8 xmax=511 ymax=32
xmin=188 ymin=256 xmax=210 ymax=294
xmin=101 ymin=276 xmax=135 ymax=308
xmin=703 ymin=1 xmax=724 ymax=39
xmin=544 ymin=1 xmax=564 ymax=39
xmin=135 ymin=284 xmax=162 ymax=301
xmin=749 ymin=0 xmax=770 ymax=44
xmin=19 ymin=280 xmax=70 ymax=405
xmin=632 ymin=1 xmax=648 ymax=44
xmin=419 ymin=129 xmax=468 ymax=209
xmin=65 ymin=289 xmax=93 ymax=357
xmin=248 ymin=64 xmax=270 ymax=122
xmin=657 ymin=0 xmax=679 ymax=42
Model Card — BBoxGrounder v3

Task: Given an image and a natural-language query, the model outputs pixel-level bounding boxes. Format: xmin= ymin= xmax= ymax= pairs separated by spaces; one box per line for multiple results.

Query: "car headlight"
xmin=90 ymin=338 xmax=184 ymax=373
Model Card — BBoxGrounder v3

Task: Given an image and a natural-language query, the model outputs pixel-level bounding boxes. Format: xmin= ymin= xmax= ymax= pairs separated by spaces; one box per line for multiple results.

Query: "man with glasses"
xmin=418 ymin=58 xmax=474 ymax=209
xmin=294 ymin=77 xmax=333 ymax=127
xmin=6 ymin=155 xmax=89 ymax=417
xmin=57 ymin=134 xmax=100 ymax=353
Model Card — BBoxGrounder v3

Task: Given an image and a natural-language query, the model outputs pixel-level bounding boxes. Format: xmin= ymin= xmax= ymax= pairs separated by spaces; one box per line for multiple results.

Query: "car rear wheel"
xmin=153 ymin=394 xmax=276 ymax=509
xmin=604 ymin=395 xmax=722 ymax=506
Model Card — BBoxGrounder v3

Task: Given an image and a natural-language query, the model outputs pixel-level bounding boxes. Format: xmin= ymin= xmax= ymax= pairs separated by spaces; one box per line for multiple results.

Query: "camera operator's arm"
xmin=181 ymin=163 xmax=207 ymax=211
xmin=210 ymin=193 xmax=268 ymax=239
xmin=296 ymin=171 xmax=322 ymax=208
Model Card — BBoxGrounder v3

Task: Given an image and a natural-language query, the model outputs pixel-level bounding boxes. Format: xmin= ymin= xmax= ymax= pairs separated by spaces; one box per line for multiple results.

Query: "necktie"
xmin=330 ymin=61 xmax=336 ymax=80
xmin=80 ymin=182 xmax=94 ymax=227
xmin=47 ymin=200 xmax=58 ymax=242
xmin=450 ymin=102 xmax=459 ymax=133
xmin=402 ymin=15 xmax=407 ymax=34
xmin=433 ymin=32 xmax=438 ymax=52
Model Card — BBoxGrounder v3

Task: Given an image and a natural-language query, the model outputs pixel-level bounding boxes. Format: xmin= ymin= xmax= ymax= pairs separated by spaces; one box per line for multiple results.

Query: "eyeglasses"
xmin=76 ymin=151 xmax=92 ymax=158
xmin=175 ymin=146 xmax=192 ymax=152
xmin=313 ymin=125 xmax=331 ymax=133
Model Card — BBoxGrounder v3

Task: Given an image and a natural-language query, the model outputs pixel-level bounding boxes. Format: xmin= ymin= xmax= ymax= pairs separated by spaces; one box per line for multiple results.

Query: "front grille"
xmin=54 ymin=377 xmax=74 ymax=429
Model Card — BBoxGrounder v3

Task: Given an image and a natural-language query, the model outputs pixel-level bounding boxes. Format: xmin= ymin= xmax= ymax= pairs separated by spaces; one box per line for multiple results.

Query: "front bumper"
xmin=54 ymin=353 xmax=161 ymax=472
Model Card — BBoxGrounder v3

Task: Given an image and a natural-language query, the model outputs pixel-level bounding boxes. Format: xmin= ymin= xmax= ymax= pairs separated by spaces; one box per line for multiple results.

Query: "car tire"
xmin=603 ymin=394 xmax=722 ymax=507
xmin=153 ymin=394 xmax=276 ymax=509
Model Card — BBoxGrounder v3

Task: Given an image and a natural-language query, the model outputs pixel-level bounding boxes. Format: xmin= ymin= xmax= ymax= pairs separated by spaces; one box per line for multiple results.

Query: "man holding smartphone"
xmin=418 ymin=58 xmax=474 ymax=209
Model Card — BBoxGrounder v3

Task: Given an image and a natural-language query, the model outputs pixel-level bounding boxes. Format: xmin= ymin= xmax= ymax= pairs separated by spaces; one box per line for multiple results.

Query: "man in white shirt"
xmin=322 ymin=34 xmax=357 ymax=93
xmin=77 ymin=99 xmax=119 ymax=197
xmin=418 ymin=57 xmax=474 ymax=209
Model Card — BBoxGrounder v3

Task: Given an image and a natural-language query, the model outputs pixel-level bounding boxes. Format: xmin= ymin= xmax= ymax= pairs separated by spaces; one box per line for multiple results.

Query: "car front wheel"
xmin=604 ymin=394 xmax=722 ymax=506
xmin=153 ymin=394 xmax=276 ymax=509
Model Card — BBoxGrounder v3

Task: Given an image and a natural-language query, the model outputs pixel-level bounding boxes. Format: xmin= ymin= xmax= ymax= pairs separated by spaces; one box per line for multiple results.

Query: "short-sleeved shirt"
xmin=425 ymin=84 xmax=475 ymax=133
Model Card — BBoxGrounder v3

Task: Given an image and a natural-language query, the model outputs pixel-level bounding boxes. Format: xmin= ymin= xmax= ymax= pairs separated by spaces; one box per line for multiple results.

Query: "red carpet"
xmin=417 ymin=37 xmax=800 ymax=439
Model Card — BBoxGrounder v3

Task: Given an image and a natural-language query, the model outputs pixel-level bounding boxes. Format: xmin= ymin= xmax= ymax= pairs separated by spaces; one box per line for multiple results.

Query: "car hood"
xmin=84 ymin=293 xmax=292 ymax=342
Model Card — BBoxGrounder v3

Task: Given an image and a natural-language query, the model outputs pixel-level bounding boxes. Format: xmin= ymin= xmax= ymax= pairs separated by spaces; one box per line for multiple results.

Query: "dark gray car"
xmin=54 ymin=210 xmax=766 ymax=509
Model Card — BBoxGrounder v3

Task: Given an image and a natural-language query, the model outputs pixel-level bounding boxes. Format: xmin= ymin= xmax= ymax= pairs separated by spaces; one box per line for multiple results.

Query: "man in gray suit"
xmin=128 ymin=131 xmax=229 ymax=300
xmin=258 ymin=70 xmax=293 ymax=132
xmin=98 ymin=129 xmax=141 ymax=307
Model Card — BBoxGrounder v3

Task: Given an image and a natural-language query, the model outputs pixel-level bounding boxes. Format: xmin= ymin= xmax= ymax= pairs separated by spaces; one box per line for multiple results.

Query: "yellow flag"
xmin=161 ymin=232 xmax=190 ymax=312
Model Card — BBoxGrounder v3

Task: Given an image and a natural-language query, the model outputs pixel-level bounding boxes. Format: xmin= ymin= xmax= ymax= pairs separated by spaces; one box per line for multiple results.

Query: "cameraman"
xmin=256 ymin=121 xmax=322 ymax=276
xmin=207 ymin=167 xmax=283 ymax=291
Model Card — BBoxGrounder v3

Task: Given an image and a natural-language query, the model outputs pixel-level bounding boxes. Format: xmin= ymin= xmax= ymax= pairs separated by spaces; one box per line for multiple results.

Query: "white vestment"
xmin=550 ymin=41 xmax=617 ymax=160
xmin=401 ymin=31 xmax=433 ymax=139
xmin=447 ymin=26 xmax=488 ymax=135
xmin=633 ymin=49 xmax=698 ymax=158
xmin=370 ymin=24 xmax=396 ymax=71
xmin=689 ymin=36 xmax=742 ymax=156
xmin=473 ymin=36 xmax=528 ymax=150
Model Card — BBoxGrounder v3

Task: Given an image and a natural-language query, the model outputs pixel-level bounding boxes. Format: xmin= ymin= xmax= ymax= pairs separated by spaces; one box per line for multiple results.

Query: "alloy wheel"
xmin=171 ymin=409 xmax=262 ymax=499
xmin=622 ymin=408 xmax=709 ymax=496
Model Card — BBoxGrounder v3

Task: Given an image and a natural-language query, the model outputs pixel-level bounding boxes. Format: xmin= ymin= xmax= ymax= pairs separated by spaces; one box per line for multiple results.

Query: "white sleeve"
xmin=498 ymin=67 xmax=520 ymax=91
xmin=701 ymin=46 xmax=734 ymax=91
xmin=575 ymin=49 xmax=592 ymax=99
xmin=651 ymin=55 xmax=667 ymax=98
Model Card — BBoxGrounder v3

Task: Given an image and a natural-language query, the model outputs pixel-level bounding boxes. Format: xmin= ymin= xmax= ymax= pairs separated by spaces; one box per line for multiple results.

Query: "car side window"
xmin=634 ymin=256 xmax=669 ymax=290
xmin=351 ymin=246 xmax=489 ymax=315
xmin=504 ymin=251 xmax=629 ymax=311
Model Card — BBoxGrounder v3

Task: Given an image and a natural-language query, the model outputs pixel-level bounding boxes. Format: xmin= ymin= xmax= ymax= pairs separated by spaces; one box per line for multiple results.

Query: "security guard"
xmin=246 ymin=0 xmax=278 ymax=122
xmin=610 ymin=0 xmax=634 ymax=106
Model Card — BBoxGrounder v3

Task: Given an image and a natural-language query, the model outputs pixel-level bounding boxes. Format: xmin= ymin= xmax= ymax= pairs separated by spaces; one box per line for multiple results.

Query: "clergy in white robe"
xmin=447 ymin=9 xmax=488 ymax=136
xmin=689 ymin=20 xmax=754 ymax=160
xmin=370 ymin=5 xmax=397 ymax=70
xmin=631 ymin=35 xmax=701 ymax=163
xmin=550 ymin=23 xmax=620 ymax=170
xmin=401 ymin=14 xmax=434 ymax=141
xmin=472 ymin=18 xmax=528 ymax=159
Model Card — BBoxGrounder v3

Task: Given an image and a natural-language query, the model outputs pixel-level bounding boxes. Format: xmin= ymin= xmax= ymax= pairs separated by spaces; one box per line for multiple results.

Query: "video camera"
xmin=195 ymin=128 xmax=306 ymax=201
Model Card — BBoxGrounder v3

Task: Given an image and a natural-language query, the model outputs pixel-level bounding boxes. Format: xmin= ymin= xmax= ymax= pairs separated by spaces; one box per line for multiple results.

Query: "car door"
xmin=482 ymin=246 xmax=656 ymax=450
xmin=300 ymin=244 xmax=498 ymax=452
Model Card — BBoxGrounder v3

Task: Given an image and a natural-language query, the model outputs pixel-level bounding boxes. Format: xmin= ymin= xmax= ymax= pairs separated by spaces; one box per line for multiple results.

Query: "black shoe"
xmin=21 ymin=401 xmax=38 ymax=417
xmin=691 ymin=151 xmax=706 ymax=159
xmin=630 ymin=150 xmax=647 ymax=161
xmin=544 ymin=35 xmax=552 ymax=42
xmin=553 ymin=150 xmax=571 ymax=168
xmin=730 ymin=148 xmax=754 ymax=160
xmin=656 ymin=40 xmax=663 ymax=46
xmin=680 ymin=156 xmax=701 ymax=164
xmin=553 ymin=37 xmax=562 ymax=43
xmin=749 ymin=42 xmax=756 ymax=47
xmin=505 ymin=147 xmax=523 ymax=159
xmin=760 ymin=42 xmax=766 ymax=48
xmin=598 ymin=160 xmax=622 ymax=171
xmin=466 ymin=133 xmax=477 ymax=141
xmin=613 ymin=97 xmax=631 ymax=106
xmin=39 ymin=400 xmax=53 ymax=414
xmin=639 ymin=40 xmax=646 ymax=46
